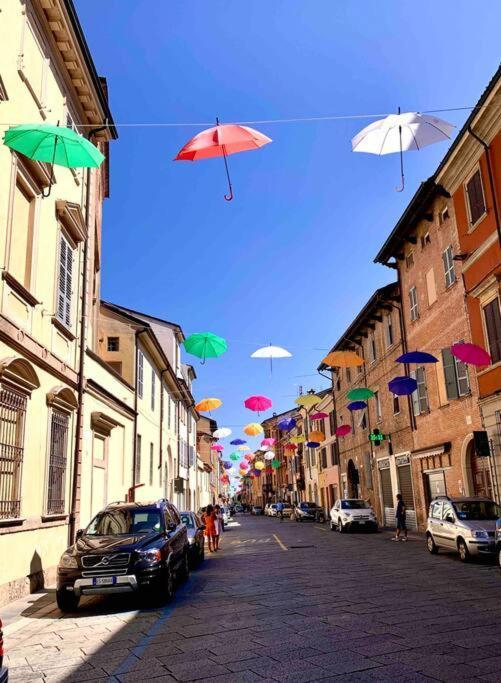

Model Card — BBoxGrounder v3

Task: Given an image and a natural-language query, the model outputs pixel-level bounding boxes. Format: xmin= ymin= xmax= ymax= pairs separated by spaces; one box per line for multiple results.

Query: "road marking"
xmin=315 ymin=525 xmax=327 ymax=532
xmin=273 ymin=533 xmax=288 ymax=551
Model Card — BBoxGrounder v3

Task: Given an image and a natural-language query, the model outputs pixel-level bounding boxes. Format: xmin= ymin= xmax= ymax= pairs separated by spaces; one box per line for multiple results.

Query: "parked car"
xmin=56 ymin=499 xmax=190 ymax=612
xmin=0 ymin=617 xmax=7 ymax=683
xmin=235 ymin=505 xmax=243 ymax=513
xmin=330 ymin=499 xmax=378 ymax=533
xmin=426 ymin=496 xmax=500 ymax=562
xmin=220 ymin=506 xmax=232 ymax=525
xmin=496 ymin=517 xmax=501 ymax=571
xmin=251 ymin=505 xmax=264 ymax=515
xmin=266 ymin=504 xmax=278 ymax=517
xmin=180 ymin=511 xmax=205 ymax=567
xmin=294 ymin=501 xmax=325 ymax=522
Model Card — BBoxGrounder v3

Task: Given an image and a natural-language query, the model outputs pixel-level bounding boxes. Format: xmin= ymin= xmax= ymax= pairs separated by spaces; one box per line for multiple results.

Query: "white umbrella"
xmin=264 ymin=451 xmax=275 ymax=460
xmin=213 ymin=427 xmax=232 ymax=439
xmin=352 ymin=111 xmax=454 ymax=191
xmin=251 ymin=344 xmax=292 ymax=373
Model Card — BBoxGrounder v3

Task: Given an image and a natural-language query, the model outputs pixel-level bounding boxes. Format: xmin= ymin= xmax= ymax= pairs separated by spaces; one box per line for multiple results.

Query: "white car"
xmin=267 ymin=504 xmax=278 ymax=517
xmin=330 ymin=499 xmax=378 ymax=533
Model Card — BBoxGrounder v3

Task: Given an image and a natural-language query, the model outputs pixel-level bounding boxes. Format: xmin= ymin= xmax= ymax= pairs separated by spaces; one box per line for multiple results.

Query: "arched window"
xmin=46 ymin=387 xmax=78 ymax=515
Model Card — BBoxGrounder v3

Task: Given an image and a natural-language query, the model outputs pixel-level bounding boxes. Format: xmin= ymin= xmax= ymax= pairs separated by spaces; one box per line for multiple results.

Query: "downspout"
xmin=467 ymin=126 xmax=501 ymax=248
xmin=395 ymin=266 xmax=417 ymax=432
xmin=131 ymin=328 xmax=147 ymax=501
xmin=159 ymin=369 xmax=168 ymax=494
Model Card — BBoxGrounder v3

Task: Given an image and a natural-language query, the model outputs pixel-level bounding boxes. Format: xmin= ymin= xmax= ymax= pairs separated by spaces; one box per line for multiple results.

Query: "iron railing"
xmin=47 ymin=410 xmax=69 ymax=515
xmin=0 ymin=388 xmax=27 ymax=519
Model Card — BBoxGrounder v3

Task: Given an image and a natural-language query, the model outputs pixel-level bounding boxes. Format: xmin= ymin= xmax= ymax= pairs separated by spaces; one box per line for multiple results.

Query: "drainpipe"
xmin=131 ymin=328 xmax=147 ymax=501
xmin=395 ymin=267 xmax=417 ymax=432
xmin=467 ymin=126 xmax=501 ymax=248
xmin=159 ymin=369 xmax=168 ymax=494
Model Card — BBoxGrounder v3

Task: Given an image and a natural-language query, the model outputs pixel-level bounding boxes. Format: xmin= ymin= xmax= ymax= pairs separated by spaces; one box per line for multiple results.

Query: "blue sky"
xmin=76 ymin=0 xmax=500 ymax=460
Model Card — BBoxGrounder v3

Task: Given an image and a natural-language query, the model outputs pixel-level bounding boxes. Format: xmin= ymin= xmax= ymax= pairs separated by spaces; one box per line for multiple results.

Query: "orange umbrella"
xmin=174 ymin=120 xmax=272 ymax=201
xmin=308 ymin=431 xmax=325 ymax=443
xmin=244 ymin=423 xmax=264 ymax=436
xmin=195 ymin=398 xmax=222 ymax=412
xmin=323 ymin=351 xmax=364 ymax=368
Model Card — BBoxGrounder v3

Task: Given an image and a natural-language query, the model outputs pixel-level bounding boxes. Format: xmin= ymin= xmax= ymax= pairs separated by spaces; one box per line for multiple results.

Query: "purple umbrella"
xmin=396 ymin=351 xmax=438 ymax=364
xmin=347 ymin=401 xmax=367 ymax=411
xmin=306 ymin=441 xmax=320 ymax=448
xmin=230 ymin=438 xmax=247 ymax=445
xmin=278 ymin=417 xmax=296 ymax=432
xmin=388 ymin=376 xmax=417 ymax=396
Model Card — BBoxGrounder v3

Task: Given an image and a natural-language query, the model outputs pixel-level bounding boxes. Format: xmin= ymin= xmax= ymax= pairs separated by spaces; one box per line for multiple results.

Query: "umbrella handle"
xmin=42 ymin=131 xmax=59 ymax=199
xmin=222 ymin=148 xmax=234 ymax=201
xmin=395 ymin=125 xmax=405 ymax=192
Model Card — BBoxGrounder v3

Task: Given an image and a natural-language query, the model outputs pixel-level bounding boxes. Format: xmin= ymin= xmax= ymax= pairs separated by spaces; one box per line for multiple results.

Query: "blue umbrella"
xmin=388 ymin=376 xmax=417 ymax=396
xmin=223 ymin=461 xmax=233 ymax=470
xmin=230 ymin=438 xmax=246 ymax=445
xmin=347 ymin=401 xmax=367 ymax=411
xmin=277 ymin=417 xmax=296 ymax=432
xmin=396 ymin=351 xmax=438 ymax=364
xmin=306 ymin=441 xmax=320 ymax=448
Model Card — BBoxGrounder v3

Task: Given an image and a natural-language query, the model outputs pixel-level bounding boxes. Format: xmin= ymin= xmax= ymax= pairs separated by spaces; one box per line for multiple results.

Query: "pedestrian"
xmin=214 ymin=504 xmax=223 ymax=551
xmin=202 ymin=504 xmax=217 ymax=553
xmin=392 ymin=493 xmax=408 ymax=541
xmin=276 ymin=500 xmax=285 ymax=521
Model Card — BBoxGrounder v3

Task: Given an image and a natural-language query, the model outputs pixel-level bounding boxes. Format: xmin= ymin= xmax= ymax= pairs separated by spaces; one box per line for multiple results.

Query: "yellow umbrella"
xmin=254 ymin=461 xmax=265 ymax=470
xmin=290 ymin=435 xmax=306 ymax=444
xmin=308 ymin=431 xmax=325 ymax=442
xmin=195 ymin=397 xmax=222 ymax=412
xmin=237 ymin=445 xmax=250 ymax=452
xmin=323 ymin=350 xmax=364 ymax=368
xmin=295 ymin=394 xmax=321 ymax=408
xmin=244 ymin=422 xmax=263 ymax=436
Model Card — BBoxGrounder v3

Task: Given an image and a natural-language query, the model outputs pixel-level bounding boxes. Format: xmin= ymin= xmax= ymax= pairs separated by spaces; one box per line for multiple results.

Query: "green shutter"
xmin=442 ymin=348 xmax=459 ymax=400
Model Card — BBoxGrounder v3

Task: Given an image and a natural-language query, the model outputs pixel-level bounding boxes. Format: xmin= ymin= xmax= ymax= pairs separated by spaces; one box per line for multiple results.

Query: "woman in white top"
xmin=213 ymin=505 xmax=222 ymax=550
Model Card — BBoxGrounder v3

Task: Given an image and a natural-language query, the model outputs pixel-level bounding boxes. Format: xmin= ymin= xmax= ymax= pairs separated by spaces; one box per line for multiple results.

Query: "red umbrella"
xmin=244 ymin=395 xmax=272 ymax=414
xmin=174 ymin=120 xmax=272 ymax=201
xmin=451 ymin=342 xmax=490 ymax=367
xmin=285 ymin=443 xmax=297 ymax=451
xmin=336 ymin=424 xmax=352 ymax=437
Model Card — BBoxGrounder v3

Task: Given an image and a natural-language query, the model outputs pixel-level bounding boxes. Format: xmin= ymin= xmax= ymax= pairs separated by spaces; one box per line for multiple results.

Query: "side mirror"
xmin=75 ymin=529 xmax=85 ymax=540
xmin=445 ymin=514 xmax=455 ymax=523
xmin=167 ymin=522 xmax=176 ymax=532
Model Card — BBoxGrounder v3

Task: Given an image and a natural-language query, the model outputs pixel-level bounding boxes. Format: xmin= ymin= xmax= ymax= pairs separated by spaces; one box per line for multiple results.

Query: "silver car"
xmin=426 ymin=496 xmax=501 ymax=562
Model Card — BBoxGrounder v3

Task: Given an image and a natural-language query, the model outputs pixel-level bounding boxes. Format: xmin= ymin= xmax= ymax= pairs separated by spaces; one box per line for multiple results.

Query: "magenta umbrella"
xmin=210 ymin=444 xmax=224 ymax=452
xmin=244 ymin=395 xmax=272 ymax=414
xmin=310 ymin=412 xmax=328 ymax=420
xmin=261 ymin=437 xmax=276 ymax=446
xmin=451 ymin=342 xmax=490 ymax=366
xmin=336 ymin=424 xmax=352 ymax=437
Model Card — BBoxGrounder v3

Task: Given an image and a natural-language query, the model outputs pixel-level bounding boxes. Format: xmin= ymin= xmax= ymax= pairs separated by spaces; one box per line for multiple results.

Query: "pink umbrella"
xmin=451 ymin=342 xmax=490 ymax=367
xmin=261 ymin=437 xmax=276 ymax=446
xmin=210 ymin=444 xmax=224 ymax=452
xmin=310 ymin=412 xmax=328 ymax=420
xmin=244 ymin=395 xmax=272 ymax=414
xmin=239 ymin=461 xmax=249 ymax=469
xmin=336 ymin=424 xmax=352 ymax=437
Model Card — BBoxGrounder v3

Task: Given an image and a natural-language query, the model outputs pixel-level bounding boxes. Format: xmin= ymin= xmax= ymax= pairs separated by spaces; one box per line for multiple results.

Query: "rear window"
xmin=180 ymin=513 xmax=195 ymax=528
xmin=454 ymin=501 xmax=501 ymax=521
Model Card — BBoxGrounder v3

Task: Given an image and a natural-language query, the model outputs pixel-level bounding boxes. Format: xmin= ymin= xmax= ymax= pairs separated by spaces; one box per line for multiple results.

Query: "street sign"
xmin=369 ymin=429 xmax=389 ymax=445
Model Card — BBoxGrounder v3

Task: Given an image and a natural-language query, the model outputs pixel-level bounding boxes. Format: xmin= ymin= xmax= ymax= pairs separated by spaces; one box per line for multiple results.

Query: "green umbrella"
xmin=183 ymin=332 xmax=227 ymax=364
xmin=3 ymin=124 xmax=105 ymax=197
xmin=230 ymin=453 xmax=240 ymax=461
xmin=347 ymin=387 xmax=375 ymax=401
xmin=271 ymin=459 xmax=281 ymax=469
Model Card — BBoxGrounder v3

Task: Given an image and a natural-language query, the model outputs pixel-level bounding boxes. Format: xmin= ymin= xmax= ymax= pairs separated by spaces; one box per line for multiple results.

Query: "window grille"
xmin=46 ymin=410 xmax=69 ymax=515
xmin=0 ymin=388 xmax=27 ymax=519
xmin=107 ymin=337 xmax=119 ymax=351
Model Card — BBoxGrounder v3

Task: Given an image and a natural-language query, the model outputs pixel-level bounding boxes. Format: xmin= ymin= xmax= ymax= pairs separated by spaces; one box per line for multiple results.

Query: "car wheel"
xmin=337 ymin=519 xmax=345 ymax=533
xmin=56 ymin=589 xmax=80 ymax=613
xmin=199 ymin=543 xmax=205 ymax=564
xmin=426 ymin=533 xmax=439 ymax=554
xmin=330 ymin=521 xmax=335 ymax=531
xmin=458 ymin=538 xmax=470 ymax=562
xmin=178 ymin=552 xmax=190 ymax=583
xmin=497 ymin=547 xmax=501 ymax=572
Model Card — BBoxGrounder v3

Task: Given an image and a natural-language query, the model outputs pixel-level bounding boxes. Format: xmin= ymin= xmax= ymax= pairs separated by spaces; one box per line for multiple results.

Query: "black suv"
xmin=56 ymin=499 xmax=189 ymax=612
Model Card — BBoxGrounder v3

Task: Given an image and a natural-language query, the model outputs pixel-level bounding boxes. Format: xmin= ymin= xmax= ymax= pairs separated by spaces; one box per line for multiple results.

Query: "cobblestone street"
xmin=4 ymin=515 xmax=501 ymax=682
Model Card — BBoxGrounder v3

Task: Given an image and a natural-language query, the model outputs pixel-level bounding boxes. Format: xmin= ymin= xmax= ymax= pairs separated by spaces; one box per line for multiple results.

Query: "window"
xmin=360 ymin=411 xmax=368 ymax=430
xmin=409 ymin=286 xmax=419 ymax=321
xmin=420 ymin=232 xmax=431 ymax=248
xmin=430 ymin=501 xmax=443 ymax=520
xmin=364 ymin=453 xmax=373 ymax=489
xmin=0 ymin=389 xmax=27 ymax=519
xmin=151 ymin=369 xmax=156 ymax=411
xmin=374 ymin=391 xmax=382 ymax=421
xmin=108 ymin=361 xmax=122 ymax=375
xmin=384 ymin=314 xmax=394 ymax=347
xmin=393 ymin=394 xmax=400 ymax=415
xmin=321 ymin=448 xmax=327 ymax=469
xmin=137 ymin=350 xmax=144 ymax=398
xmin=10 ymin=180 xmax=36 ymax=290
xmin=330 ymin=443 xmax=339 ymax=466
xmin=56 ymin=234 xmax=74 ymax=327
xmin=149 ymin=443 xmax=154 ymax=485
xmin=0 ymin=75 xmax=7 ymax=101
xmin=107 ymin=337 xmax=119 ymax=352
xmin=465 ymin=169 xmax=486 ymax=226
xmin=411 ymin=367 xmax=429 ymax=415
xmin=426 ymin=268 xmax=437 ymax=306
xmin=329 ymin=411 xmax=336 ymax=436
xmin=346 ymin=367 xmax=351 ymax=383
xmin=369 ymin=333 xmax=377 ymax=362
xmin=442 ymin=347 xmax=470 ymax=399
xmin=442 ymin=245 xmax=456 ymax=288
xmin=167 ymin=393 xmax=172 ymax=429
xmin=46 ymin=410 xmax=69 ymax=515
xmin=439 ymin=206 xmax=450 ymax=224
xmin=483 ymin=298 xmax=501 ymax=364
xmin=135 ymin=434 xmax=142 ymax=482
xmin=405 ymin=251 xmax=414 ymax=269
xmin=350 ymin=411 xmax=356 ymax=435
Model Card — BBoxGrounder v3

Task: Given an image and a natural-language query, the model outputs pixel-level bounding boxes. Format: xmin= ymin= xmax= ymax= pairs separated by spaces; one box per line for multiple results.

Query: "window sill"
xmin=2 ymin=271 xmax=40 ymax=307
xmin=445 ymin=279 xmax=458 ymax=292
xmin=51 ymin=316 xmax=76 ymax=341
xmin=0 ymin=517 xmax=24 ymax=528
xmin=42 ymin=513 xmax=68 ymax=523
xmin=467 ymin=211 xmax=487 ymax=234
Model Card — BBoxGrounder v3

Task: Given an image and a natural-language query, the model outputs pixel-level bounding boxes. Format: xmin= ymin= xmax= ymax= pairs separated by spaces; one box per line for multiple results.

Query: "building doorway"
xmin=467 ymin=439 xmax=493 ymax=498
xmin=347 ymin=459 xmax=359 ymax=498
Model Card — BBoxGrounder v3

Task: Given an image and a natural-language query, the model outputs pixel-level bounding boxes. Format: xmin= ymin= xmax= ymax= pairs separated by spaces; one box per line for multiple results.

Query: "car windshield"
xmin=180 ymin=513 xmax=195 ymax=528
xmin=454 ymin=501 xmax=501 ymax=521
xmin=86 ymin=509 xmax=162 ymax=535
xmin=341 ymin=500 xmax=369 ymax=509
xmin=300 ymin=502 xmax=316 ymax=509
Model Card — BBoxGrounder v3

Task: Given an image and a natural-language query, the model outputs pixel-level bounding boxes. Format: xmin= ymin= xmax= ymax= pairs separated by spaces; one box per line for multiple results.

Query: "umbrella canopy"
xmin=251 ymin=345 xmax=292 ymax=373
xmin=174 ymin=121 xmax=272 ymax=201
xmin=237 ymin=445 xmax=250 ymax=452
xmin=451 ymin=342 xmax=491 ymax=366
xmin=347 ymin=401 xmax=367 ymax=411
xmin=261 ymin=437 xmax=276 ymax=447
xmin=284 ymin=443 xmax=297 ymax=451
xmin=310 ymin=412 xmax=328 ymax=420
xmin=195 ymin=398 xmax=222 ymax=412
xmin=230 ymin=453 xmax=240 ymax=461
xmin=322 ymin=350 xmax=364 ymax=368
xmin=183 ymin=332 xmax=227 ymax=364
xmin=295 ymin=394 xmax=321 ymax=408
xmin=290 ymin=435 xmax=306 ymax=444
xmin=388 ymin=376 xmax=418 ymax=396
xmin=253 ymin=469 xmax=262 ymax=477
xmin=239 ymin=461 xmax=249 ymax=469
xmin=264 ymin=451 xmax=275 ymax=460
xmin=347 ymin=388 xmax=374 ymax=401
xmin=396 ymin=351 xmax=438 ymax=364
xmin=213 ymin=427 xmax=232 ymax=439
xmin=336 ymin=424 xmax=352 ymax=437
xmin=306 ymin=441 xmax=320 ymax=448
xmin=277 ymin=417 xmax=296 ymax=431
xmin=265 ymin=467 xmax=273 ymax=474
xmin=210 ymin=444 xmax=224 ymax=452
xmin=308 ymin=431 xmax=325 ymax=443
xmin=254 ymin=461 xmax=265 ymax=471
xmin=244 ymin=454 xmax=254 ymax=461
xmin=271 ymin=459 xmax=281 ymax=469
xmin=223 ymin=461 xmax=233 ymax=470
xmin=244 ymin=423 xmax=263 ymax=436
xmin=352 ymin=111 xmax=454 ymax=191
xmin=244 ymin=395 xmax=272 ymax=413
xmin=230 ymin=438 xmax=247 ymax=445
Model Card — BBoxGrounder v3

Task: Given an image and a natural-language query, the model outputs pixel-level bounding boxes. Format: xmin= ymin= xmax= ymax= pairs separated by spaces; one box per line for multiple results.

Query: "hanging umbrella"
xmin=265 ymin=466 xmax=273 ymax=475
xmin=230 ymin=438 xmax=246 ymax=446
xmin=352 ymin=111 xmax=454 ymax=191
xmin=230 ymin=453 xmax=240 ymax=461
xmin=284 ymin=443 xmax=297 ymax=452
xmin=223 ymin=461 xmax=233 ymax=470
xmin=271 ymin=459 xmax=281 ymax=469
xmin=244 ymin=423 xmax=264 ymax=436
xmin=347 ymin=401 xmax=367 ymax=411
xmin=451 ymin=342 xmax=491 ymax=366
xmin=290 ymin=435 xmax=306 ymax=444
xmin=295 ymin=394 xmax=321 ymax=408
xmin=322 ymin=351 xmax=364 ymax=368
xmin=239 ymin=469 xmax=247 ymax=476
xmin=347 ymin=388 xmax=374 ymax=401
xmin=388 ymin=376 xmax=418 ymax=396
xmin=396 ymin=351 xmax=438 ymax=364
xmin=3 ymin=123 xmax=105 ymax=197
xmin=253 ymin=469 xmax=262 ymax=477
xmin=278 ymin=417 xmax=296 ymax=431
xmin=261 ymin=437 xmax=276 ymax=447
xmin=195 ymin=398 xmax=222 ymax=412
xmin=306 ymin=441 xmax=320 ymax=448
xmin=244 ymin=395 xmax=272 ymax=414
xmin=210 ymin=444 xmax=224 ymax=452
xmin=264 ymin=451 xmax=275 ymax=461
xmin=174 ymin=120 xmax=272 ymax=201
xmin=310 ymin=412 xmax=328 ymax=421
xmin=239 ymin=461 xmax=249 ymax=470
xmin=336 ymin=425 xmax=352 ymax=437
xmin=308 ymin=431 xmax=325 ymax=443
xmin=254 ymin=461 xmax=265 ymax=471
xmin=183 ymin=332 xmax=227 ymax=364
xmin=250 ymin=345 xmax=292 ymax=373
xmin=237 ymin=445 xmax=250 ymax=452
xmin=257 ymin=446 xmax=268 ymax=452
xmin=213 ymin=427 xmax=232 ymax=439
xmin=244 ymin=453 xmax=254 ymax=461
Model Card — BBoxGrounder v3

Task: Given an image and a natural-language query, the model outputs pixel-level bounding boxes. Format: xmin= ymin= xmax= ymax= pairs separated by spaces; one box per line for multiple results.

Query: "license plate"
xmin=358 ymin=521 xmax=366 ymax=525
xmin=93 ymin=576 xmax=116 ymax=586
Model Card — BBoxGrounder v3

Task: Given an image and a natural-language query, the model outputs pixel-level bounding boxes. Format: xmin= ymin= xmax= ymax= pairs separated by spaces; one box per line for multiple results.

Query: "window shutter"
xmin=57 ymin=235 xmax=73 ymax=327
xmin=410 ymin=370 xmax=420 ymax=416
xmin=466 ymin=171 xmax=486 ymax=224
xmin=442 ymin=348 xmax=458 ymax=400
xmin=484 ymin=299 xmax=501 ymax=364
xmin=416 ymin=367 xmax=429 ymax=413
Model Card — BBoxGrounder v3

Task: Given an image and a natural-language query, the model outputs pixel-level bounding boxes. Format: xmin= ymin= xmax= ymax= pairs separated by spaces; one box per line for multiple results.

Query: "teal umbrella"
xmin=183 ymin=332 xmax=227 ymax=364
xmin=347 ymin=387 xmax=375 ymax=401
xmin=3 ymin=123 xmax=105 ymax=197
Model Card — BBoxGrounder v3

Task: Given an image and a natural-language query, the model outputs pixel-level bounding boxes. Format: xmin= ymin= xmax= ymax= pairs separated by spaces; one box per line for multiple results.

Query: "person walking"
xmin=392 ymin=493 xmax=408 ymax=541
xmin=214 ymin=504 xmax=223 ymax=551
xmin=276 ymin=500 xmax=285 ymax=521
xmin=202 ymin=504 xmax=217 ymax=553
